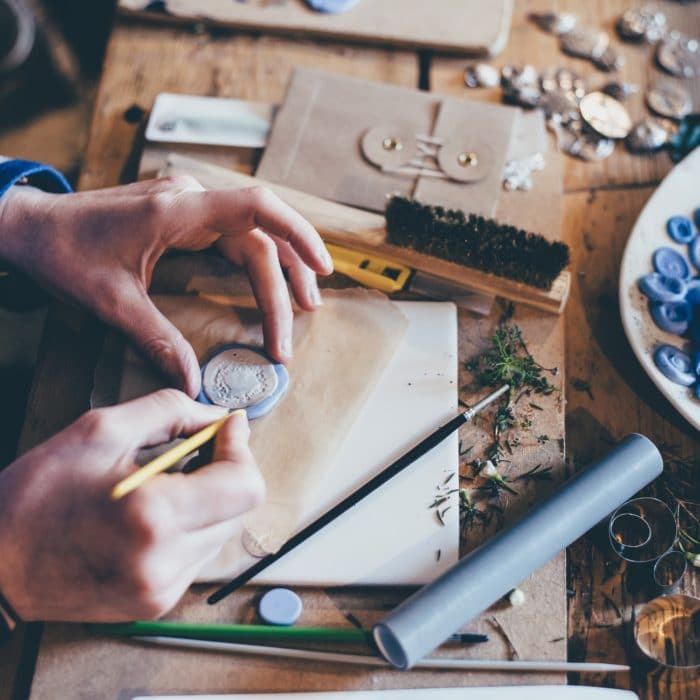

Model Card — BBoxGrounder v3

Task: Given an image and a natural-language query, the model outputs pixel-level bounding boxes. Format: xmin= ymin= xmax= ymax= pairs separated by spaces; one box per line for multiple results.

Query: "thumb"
xmin=112 ymin=289 xmax=201 ymax=396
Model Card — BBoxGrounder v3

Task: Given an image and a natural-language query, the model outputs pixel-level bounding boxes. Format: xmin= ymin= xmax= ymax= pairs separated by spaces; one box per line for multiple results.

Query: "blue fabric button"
xmin=666 ymin=215 xmax=696 ymax=244
xmin=306 ymin=0 xmax=360 ymax=13
xmin=258 ymin=588 xmax=303 ymax=626
xmin=653 ymin=247 xmax=691 ymax=280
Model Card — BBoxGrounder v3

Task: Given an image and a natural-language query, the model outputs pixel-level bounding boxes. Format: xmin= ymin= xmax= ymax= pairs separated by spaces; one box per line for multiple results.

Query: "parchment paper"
xmin=114 ymin=289 xmax=408 ymax=556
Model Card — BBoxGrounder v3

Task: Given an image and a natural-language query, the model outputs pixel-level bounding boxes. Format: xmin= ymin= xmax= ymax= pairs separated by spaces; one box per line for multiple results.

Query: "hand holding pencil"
xmin=0 ymin=390 xmax=264 ymax=623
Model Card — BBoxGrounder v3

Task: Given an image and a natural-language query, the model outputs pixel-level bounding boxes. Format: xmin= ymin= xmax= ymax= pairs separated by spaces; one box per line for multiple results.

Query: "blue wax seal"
xmin=649 ymin=300 xmax=692 ymax=335
xmin=690 ymin=236 xmax=700 ymax=272
xmin=653 ymin=247 xmax=691 ymax=280
xmin=306 ymin=0 xmax=360 ymax=13
xmin=258 ymin=588 xmax=303 ymax=626
xmin=197 ymin=343 xmax=289 ymax=419
xmin=653 ymin=344 xmax=696 ymax=386
xmin=638 ymin=273 xmax=687 ymax=303
xmin=686 ymin=278 xmax=700 ymax=304
xmin=693 ymin=349 xmax=700 ymax=377
xmin=692 ymin=306 xmax=700 ymax=344
xmin=666 ymin=216 xmax=696 ymax=244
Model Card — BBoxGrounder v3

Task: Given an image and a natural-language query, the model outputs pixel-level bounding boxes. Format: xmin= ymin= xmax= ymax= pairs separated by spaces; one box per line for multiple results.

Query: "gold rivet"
xmin=382 ymin=137 xmax=403 ymax=151
xmin=457 ymin=151 xmax=479 ymax=167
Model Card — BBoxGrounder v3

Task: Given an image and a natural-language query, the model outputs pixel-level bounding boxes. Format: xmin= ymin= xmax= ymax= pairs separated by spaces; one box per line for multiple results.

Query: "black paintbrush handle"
xmin=208 ymin=411 xmax=468 ymax=605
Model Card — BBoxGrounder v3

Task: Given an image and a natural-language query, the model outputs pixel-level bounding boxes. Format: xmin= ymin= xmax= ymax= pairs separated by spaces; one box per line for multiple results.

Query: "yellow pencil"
xmin=110 ymin=410 xmax=245 ymax=501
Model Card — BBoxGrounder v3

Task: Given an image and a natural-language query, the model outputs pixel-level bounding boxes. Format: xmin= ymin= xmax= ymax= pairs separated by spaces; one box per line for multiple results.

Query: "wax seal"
xmin=198 ymin=343 xmax=289 ymax=419
xmin=580 ymin=91 xmax=632 ymax=139
xmin=616 ymin=6 xmax=667 ymax=43
xmin=625 ymin=117 xmax=671 ymax=152
xmin=657 ymin=31 xmax=700 ymax=78
xmin=646 ymin=83 xmax=692 ymax=120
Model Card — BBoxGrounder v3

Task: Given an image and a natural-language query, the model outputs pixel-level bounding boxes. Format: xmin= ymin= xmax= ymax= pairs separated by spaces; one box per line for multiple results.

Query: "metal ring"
xmin=0 ymin=0 xmax=36 ymax=74
xmin=609 ymin=512 xmax=653 ymax=552
xmin=652 ymin=550 xmax=687 ymax=592
xmin=608 ymin=497 xmax=677 ymax=564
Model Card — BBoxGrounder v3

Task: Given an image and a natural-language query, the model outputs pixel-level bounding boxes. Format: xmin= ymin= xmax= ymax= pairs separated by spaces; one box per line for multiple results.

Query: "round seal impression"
xmin=197 ymin=343 xmax=289 ymax=419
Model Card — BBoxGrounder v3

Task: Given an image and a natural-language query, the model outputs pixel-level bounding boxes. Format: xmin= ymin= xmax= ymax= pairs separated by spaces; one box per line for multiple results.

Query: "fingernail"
xmin=281 ymin=336 xmax=293 ymax=359
xmin=319 ymin=244 xmax=333 ymax=270
xmin=231 ymin=409 xmax=251 ymax=436
xmin=310 ymin=285 xmax=322 ymax=307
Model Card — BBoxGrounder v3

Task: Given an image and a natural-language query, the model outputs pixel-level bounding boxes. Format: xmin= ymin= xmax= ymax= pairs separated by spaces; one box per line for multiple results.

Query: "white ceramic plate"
xmin=619 ymin=146 xmax=700 ymax=432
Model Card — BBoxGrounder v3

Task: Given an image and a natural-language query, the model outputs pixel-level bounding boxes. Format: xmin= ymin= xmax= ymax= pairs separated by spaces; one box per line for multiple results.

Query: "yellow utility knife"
xmin=326 ymin=242 xmax=412 ymax=293
xmin=325 ymin=242 xmax=493 ymax=314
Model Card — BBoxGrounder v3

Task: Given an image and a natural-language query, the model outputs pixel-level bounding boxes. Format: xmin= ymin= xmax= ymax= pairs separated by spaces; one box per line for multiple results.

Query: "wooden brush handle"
xmin=161 ymin=154 xmax=570 ymax=314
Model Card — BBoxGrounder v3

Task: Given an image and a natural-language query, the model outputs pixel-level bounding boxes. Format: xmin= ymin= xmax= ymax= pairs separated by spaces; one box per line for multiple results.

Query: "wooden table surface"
xmin=2 ymin=1 xmax=699 ymax=699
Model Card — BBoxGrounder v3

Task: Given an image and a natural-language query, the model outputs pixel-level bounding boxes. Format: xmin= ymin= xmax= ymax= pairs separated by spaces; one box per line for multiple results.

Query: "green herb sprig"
xmin=470 ymin=324 xmax=556 ymax=396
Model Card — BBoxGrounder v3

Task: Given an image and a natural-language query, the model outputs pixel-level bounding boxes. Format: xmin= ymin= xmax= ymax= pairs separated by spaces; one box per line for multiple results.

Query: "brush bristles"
xmin=385 ymin=197 xmax=569 ymax=290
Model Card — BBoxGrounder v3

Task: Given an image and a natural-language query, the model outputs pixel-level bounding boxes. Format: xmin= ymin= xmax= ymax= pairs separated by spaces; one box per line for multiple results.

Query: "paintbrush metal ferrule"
xmin=208 ymin=384 xmax=511 ymax=605
xmin=463 ymin=384 xmax=509 ymax=420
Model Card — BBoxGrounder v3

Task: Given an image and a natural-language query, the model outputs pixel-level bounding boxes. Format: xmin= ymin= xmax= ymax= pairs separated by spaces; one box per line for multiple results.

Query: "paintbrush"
xmin=132 ymin=636 xmax=630 ymax=673
xmin=110 ymin=409 xmax=244 ymax=500
xmin=208 ymin=384 xmax=510 ymax=605
xmin=91 ymin=621 xmax=488 ymax=646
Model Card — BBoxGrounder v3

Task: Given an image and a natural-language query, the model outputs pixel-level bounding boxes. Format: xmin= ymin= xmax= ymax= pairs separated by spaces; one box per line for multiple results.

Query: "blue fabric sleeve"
xmin=0 ymin=159 xmax=73 ymax=199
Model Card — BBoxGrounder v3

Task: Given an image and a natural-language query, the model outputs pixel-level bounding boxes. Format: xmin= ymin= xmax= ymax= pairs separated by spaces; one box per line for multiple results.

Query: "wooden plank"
xmin=429 ymin=0 xmax=700 ymax=192
xmin=562 ymin=187 xmax=699 ymax=700
xmin=117 ymin=0 xmax=513 ymax=57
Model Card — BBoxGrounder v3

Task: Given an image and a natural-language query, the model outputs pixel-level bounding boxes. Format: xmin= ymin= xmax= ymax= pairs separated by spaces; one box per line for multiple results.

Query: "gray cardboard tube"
xmin=373 ymin=434 xmax=663 ymax=669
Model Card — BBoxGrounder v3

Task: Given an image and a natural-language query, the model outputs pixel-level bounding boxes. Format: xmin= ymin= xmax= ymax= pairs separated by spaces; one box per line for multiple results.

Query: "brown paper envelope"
xmin=413 ymin=96 xmax=518 ymax=213
xmin=257 ymin=69 xmax=519 ymax=217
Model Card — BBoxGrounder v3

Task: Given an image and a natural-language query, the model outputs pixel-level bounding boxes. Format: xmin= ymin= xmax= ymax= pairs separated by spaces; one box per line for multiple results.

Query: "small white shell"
xmin=508 ymin=587 xmax=527 ymax=607
xmin=474 ymin=63 xmax=500 ymax=88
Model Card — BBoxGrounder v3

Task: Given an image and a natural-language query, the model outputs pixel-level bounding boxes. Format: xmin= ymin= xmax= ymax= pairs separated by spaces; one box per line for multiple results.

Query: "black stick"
xmin=208 ymin=384 xmax=509 ymax=605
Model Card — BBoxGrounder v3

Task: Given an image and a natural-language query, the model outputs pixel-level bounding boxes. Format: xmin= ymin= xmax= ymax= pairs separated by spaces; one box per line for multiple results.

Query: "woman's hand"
xmin=0 ymin=176 xmax=333 ymax=395
xmin=0 ymin=390 xmax=264 ymax=622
